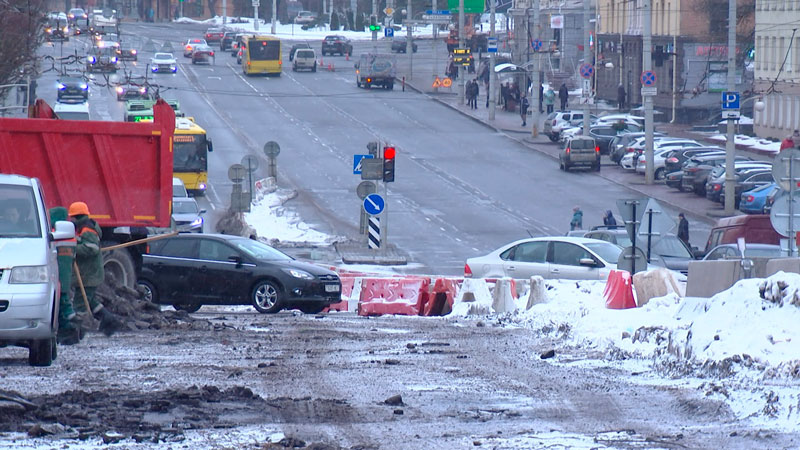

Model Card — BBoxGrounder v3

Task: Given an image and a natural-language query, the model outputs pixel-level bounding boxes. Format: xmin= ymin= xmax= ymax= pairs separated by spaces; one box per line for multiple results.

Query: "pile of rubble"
xmin=759 ymin=277 xmax=800 ymax=307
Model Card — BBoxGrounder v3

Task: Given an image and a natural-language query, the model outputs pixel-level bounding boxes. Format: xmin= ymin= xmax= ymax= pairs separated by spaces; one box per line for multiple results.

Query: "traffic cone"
xmin=346 ymin=53 xmax=350 ymax=61
xmin=328 ymin=63 xmax=334 ymax=72
xmin=603 ymin=270 xmax=637 ymax=309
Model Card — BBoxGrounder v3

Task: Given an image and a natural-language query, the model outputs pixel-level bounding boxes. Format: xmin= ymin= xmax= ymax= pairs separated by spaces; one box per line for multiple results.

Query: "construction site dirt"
xmin=1 ymin=307 xmax=798 ymax=449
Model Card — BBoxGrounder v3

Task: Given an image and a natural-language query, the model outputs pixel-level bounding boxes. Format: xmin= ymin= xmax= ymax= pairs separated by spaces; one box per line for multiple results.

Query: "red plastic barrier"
xmin=324 ymin=277 xmax=356 ymax=312
xmin=358 ymin=277 xmax=430 ymax=316
xmin=423 ymin=278 xmax=461 ymax=316
xmin=603 ymin=270 xmax=637 ymax=309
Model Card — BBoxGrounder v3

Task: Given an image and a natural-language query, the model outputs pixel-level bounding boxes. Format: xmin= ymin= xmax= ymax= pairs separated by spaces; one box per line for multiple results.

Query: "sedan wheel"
xmin=137 ymin=280 xmax=158 ymax=303
xmin=251 ymin=280 xmax=282 ymax=314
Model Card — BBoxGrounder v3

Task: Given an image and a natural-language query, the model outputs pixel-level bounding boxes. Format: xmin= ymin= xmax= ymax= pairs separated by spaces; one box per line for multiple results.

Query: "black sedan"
xmin=115 ymin=82 xmax=152 ymax=101
xmin=57 ymin=76 xmax=89 ymax=102
xmin=137 ymin=234 xmax=341 ymax=314
xmin=391 ymin=36 xmax=418 ymax=53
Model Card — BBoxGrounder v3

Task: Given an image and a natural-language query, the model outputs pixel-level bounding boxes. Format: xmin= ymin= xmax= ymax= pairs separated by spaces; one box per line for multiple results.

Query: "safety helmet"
xmin=68 ymin=201 xmax=90 ymax=217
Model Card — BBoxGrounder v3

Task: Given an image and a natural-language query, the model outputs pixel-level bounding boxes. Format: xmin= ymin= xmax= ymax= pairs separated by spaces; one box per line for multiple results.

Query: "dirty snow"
xmin=244 ymin=188 xmax=335 ymax=245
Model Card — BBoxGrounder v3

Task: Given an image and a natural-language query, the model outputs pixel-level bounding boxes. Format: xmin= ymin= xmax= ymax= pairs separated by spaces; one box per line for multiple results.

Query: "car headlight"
xmin=131 ymin=49 xmax=137 ymax=54
xmin=283 ymin=268 xmax=314 ymax=280
xmin=88 ymin=56 xmax=96 ymax=63
xmin=151 ymin=66 xmax=158 ymax=72
xmin=116 ymin=86 xmax=123 ymax=93
xmin=10 ymin=265 xmax=49 ymax=284
xmin=80 ymin=83 xmax=88 ymax=90
xmin=139 ymin=87 xmax=146 ymax=93
xmin=190 ymin=217 xmax=203 ymax=227
xmin=57 ymin=83 xmax=66 ymax=90
xmin=111 ymin=57 xmax=117 ymax=62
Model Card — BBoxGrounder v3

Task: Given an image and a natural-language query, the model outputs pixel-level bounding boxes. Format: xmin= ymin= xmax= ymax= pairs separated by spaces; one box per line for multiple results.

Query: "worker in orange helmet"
xmin=68 ymin=201 xmax=122 ymax=337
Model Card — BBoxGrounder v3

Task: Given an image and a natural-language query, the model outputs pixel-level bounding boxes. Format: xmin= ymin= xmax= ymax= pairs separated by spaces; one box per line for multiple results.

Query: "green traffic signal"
xmin=369 ymin=24 xmax=381 ymax=31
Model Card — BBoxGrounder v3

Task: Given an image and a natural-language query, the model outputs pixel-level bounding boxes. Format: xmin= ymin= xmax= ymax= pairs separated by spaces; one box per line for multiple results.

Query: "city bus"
xmin=173 ymin=117 xmax=213 ymax=195
xmin=242 ymin=35 xmax=282 ymax=76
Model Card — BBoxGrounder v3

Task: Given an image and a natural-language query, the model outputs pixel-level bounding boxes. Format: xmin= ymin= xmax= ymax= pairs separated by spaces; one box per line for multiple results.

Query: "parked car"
xmin=583 ymin=228 xmax=694 ymax=275
xmin=681 ymin=153 xmax=750 ymax=195
xmin=704 ymin=214 xmax=783 ymax=254
xmin=294 ymin=10 xmax=318 ymax=24
xmin=172 ymin=197 xmax=205 ymax=233
xmin=204 ymin=27 xmax=225 ymax=44
xmin=705 ymin=163 xmax=773 ymax=203
xmin=289 ymin=42 xmax=311 ymax=61
xmin=0 ymin=174 xmax=76 ymax=366
xmin=137 ymin=234 xmax=342 ymax=314
xmin=609 ymin=132 xmax=664 ymax=164
xmin=587 ymin=125 xmax=639 ymax=155
xmin=717 ymin=169 xmax=774 ymax=207
xmin=57 ymin=76 xmax=89 ymax=102
xmin=321 ymin=35 xmax=353 ymax=56
xmin=559 ymin=136 xmax=600 ymax=172
xmin=173 ymin=177 xmax=189 ymax=198
xmin=740 ymin=182 xmax=779 ymax=214
xmin=543 ymin=110 xmax=591 ymax=142
xmin=663 ymin=147 xmax=725 ymax=174
xmin=150 ymin=52 xmax=178 ymax=73
xmin=593 ymin=113 xmax=645 ymax=128
xmin=464 ymin=236 xmax=625 ymax=280
xmin=292 ymin=48 xmax=317 ymax=72
xmin=183 ymin=38 xmax=208 ymax=57
xmin=703 ymin=243 xmax=782 ymax=261
xmin=634 ymin=140 xmax=703 ymax=178
xmin=191 ymin=44 xmax=215 ymax=64
xmin=391 ymin=35 xmax=418 ymax=53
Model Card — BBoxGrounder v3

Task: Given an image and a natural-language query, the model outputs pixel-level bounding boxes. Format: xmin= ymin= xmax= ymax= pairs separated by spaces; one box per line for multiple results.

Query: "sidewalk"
xmin=401 ymin=78 xmax=765 ymax=226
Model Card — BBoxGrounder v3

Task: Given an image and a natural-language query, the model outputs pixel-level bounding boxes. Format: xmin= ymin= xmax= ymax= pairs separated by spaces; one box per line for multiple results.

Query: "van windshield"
xmin=0 ymin=185 xmax=42 ymax=238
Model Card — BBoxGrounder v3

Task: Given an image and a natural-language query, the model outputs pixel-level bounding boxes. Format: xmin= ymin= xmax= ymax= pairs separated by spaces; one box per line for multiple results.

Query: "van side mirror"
xmin=52 ymin=220 xmax=75 ymax=241
xmin=207 ymin=139 xmax=213 ymax=153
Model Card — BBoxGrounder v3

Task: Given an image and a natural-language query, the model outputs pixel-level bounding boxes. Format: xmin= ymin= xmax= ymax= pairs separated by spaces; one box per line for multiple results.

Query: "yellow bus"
xmin=173 ymin=117 xmax=213 ymax=195
xmin=242 ymin=35 xmax=282 ymax=76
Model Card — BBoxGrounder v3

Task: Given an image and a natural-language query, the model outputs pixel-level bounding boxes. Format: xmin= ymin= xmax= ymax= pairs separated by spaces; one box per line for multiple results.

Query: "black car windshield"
xmin=173 ymin=134 xmax=207 ymax=171
xmin=584 ymin=242 xmax=622 ymax=263
xmin=0 ymin=186 xmax=42 ymax=238
xmin=233 ymin=239 xmax=293 ymax=261
xmin=248 ymin=40 xmax=280 ymax=60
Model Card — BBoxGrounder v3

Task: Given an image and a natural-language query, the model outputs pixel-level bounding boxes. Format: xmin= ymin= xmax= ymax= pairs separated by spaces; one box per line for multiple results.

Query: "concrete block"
xmin=765 ymin=258 xmax=800 ymax=277
xmin=492 ymin=278 xmax=517 ymax=314
xmin=632 ymin=268 xmax=683 ymax=306
xmin=524 ymin=276 xmax=548 ymax=310
xmin=686 ymin=260 xmax=742 ymax=298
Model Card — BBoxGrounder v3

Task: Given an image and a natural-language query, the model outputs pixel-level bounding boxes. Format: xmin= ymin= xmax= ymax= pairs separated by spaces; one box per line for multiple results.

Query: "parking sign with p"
xmin=722 ymin=91 xmax=740 ymax=110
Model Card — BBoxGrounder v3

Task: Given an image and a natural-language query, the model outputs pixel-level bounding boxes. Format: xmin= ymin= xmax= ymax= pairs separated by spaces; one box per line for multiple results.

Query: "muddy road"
xmin=0 ymin=309 xmax=796 ymax=449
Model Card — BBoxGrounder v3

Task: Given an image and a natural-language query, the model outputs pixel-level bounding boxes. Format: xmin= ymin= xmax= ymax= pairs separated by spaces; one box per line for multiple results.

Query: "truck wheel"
xmin=29 ymin=338 xmax=54 ymax=367
xmin=102 ymin=246 xmax=137 ymax=289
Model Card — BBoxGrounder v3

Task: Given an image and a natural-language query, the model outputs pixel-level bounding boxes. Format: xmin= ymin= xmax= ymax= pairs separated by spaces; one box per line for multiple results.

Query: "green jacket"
xmin=50 ymin=207 xmax=76 ymax=294
xmin=72 ymin=215 xmax=104 ymax=287
xmin=544 ymin=89 xmax=556 ymax=105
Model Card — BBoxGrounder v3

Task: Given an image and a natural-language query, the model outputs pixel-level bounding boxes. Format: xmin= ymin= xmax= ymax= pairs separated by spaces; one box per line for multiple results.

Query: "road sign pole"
xmin=488 ymin=0 xmax=496 ymax=121
xmin=643 ymin=0 xmax=654 ymax=184
xmin=458 ymin=0 xmax=465 ymax=105
xmin=723 ymin=0 xmax=737 ymax=214
xmin=254 ymin=2 xmax=259 ymax=30
xmin=531 ymin=0 xmax=540 ymax=137
xmin=407 ymin=0 xmax=413 ymax=80
xmin=271 ymin=0 xmax=276 ymax=33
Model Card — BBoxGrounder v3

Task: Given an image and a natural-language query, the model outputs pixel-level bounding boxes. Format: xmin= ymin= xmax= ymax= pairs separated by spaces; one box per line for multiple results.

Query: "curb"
xmin=403 ymin=79 xmax=716 ymax=225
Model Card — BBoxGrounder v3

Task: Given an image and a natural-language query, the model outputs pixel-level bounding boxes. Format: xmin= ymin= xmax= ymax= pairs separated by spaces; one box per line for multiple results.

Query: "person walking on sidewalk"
xmin=539 ymin=84 xmax=544 ymax=113
xmin=559 ymin=83 xmax=569 ymax=111
xmin=570 ymin=206 xmax=583 ymax=231
xmin=470 ymin=79 xmax=480 ymax=109
xmin=520 ymin=95 xmax=529 ymax=127
xmin=544 ymin=86 xmax=555 ymax=113
xmin=617 ymin=84 xmax=627 ymax=112
xmin=603 ymin=210 xmax=617 ymax=227
xmin=678 ymin=213 xmax=690 ymax=247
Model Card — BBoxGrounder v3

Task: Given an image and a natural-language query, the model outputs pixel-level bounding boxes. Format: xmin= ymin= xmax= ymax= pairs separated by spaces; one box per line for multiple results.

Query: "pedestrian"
xmin=544 ymin=86 xmax=555 ymax=113
xmin=678 ymin=212 xmax=690 ymax=247
xmin=570 ymin=206 xmax=583 ymax=231
xmin=469 ymin=80 xmax=479 ymax=109
xmin=50 ymin=207 xmax=80 ymax=345
xmin=559 ymin=83 xmax=569 ymax=111
xmin=500 ymin=83 xmax=508 ymax=110
xmin=780 ymin=129 xmax=800 ymax=150
xmin=520 ymin=95 xmax=529 ymax=126
xmin=617 ymin=83 xmax=626 ymax=112
xmin=68 ymin=201 xmax=122 ymax=337
xmin=603 ymin=210 xmax=617 ymax=227
xmin=485 ymin=80 xmax=490 ymax=108
xmin=465 ymin=80 xmax=474 ymax=109
xmin=539 ymin=84 xmax=544 ymax=113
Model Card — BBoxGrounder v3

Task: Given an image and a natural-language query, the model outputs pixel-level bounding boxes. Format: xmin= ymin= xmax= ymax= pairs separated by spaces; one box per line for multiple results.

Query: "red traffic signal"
xmin=384 ymin=146 xmax=396 ymax=159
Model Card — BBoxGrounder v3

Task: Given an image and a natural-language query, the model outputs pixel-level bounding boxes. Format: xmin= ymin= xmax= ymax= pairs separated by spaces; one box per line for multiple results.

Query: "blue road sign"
xmin=579 ymin=63 xmax=593 ymax=79
xmin=531 ymin=38 xmax=542 ymax=51
xmin=487 ymin=37 xmax=497 ymax=53
xmin=385 ymin=27 xmax=394 ymax=38
xmin=353 ymin=154 xmax=374 ymax=174
xmin=722 ymin=91 xmax=740 ymax=109
xmin=363 ymin=193 xmax=385 ymax=215
xmin=425 ymin=9 xmax=450 ymax=14
xmin=641 ymin=70 xmax=656 ymax=86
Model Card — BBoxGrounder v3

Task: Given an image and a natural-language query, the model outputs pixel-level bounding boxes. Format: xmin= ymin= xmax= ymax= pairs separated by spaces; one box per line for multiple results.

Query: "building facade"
xmin=753 ymin=0 xmax=800 ymax=139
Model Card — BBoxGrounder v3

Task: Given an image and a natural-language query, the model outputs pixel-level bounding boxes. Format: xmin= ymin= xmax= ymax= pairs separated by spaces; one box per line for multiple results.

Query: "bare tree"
xmin=0 ymin=0 xmax=46 ymax=94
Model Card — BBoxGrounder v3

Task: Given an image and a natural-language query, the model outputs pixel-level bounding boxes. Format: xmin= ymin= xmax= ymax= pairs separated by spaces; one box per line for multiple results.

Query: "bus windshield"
xmin=248 ymin=40 xmax=280 ymax=60
xmin=174 ymin=134 xmax=208 ymax=172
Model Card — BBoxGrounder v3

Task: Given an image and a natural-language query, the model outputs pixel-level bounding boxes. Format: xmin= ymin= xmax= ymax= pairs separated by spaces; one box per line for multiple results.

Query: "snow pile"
xmin=244 ymin=188 xmax=336 ymax=245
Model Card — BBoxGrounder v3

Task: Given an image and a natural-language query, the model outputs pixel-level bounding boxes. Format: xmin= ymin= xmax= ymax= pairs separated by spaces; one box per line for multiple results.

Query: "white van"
xmin=54 ymin=101 xmax=90 ymax=120
xmin=0 ymin=175 xmax=75 ymax=366
xmin=292 ymin=48 xmax=317 ymax=72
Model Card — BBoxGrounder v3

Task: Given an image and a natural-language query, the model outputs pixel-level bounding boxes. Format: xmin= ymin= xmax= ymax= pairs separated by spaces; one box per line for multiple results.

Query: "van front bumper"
xmin=0 ymin=286 xmax=56 ymax=341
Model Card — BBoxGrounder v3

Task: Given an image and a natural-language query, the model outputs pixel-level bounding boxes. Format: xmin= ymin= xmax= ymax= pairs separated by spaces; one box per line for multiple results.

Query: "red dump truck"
xmin=0 ymin=99 xmax=175 ymax=288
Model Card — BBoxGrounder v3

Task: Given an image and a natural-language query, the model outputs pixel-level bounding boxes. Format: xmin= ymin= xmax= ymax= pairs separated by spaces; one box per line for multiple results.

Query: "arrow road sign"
xmin=641 ymin=70 xmax=656 ymax=86
xmin=363 ymin=193 xmax=385 ymax=215
xmin=353 ymin=154 xmax=374 ymax=174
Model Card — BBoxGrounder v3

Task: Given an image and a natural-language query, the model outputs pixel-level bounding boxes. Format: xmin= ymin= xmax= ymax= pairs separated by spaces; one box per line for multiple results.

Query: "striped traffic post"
xmin=368 ymin=216 xmax=380 ymax=249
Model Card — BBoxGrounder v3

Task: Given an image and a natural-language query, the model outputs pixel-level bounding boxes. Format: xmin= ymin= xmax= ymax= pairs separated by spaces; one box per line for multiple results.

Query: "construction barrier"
xmin=492 ymin=278 xmax=516 ymax=313
xmin=324 ymin=276 xmax=356 ymax=312
xmin=632 ymin=268 xmax=682 ymax=306
xmin=423 ymin=278 xmax=461 ymax=316
xmin=358 ymin=277 xmax=431 ymax=316
xmin=603 ymin=270 xmax=637 ymax=309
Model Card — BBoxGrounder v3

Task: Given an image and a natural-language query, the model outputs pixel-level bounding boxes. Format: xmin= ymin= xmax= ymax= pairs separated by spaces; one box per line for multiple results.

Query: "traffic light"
xmin=367 ymin=141 xmax=379 ymax=157
xmin=369 ymin=15 xmax=380 ymax=31
xmin=383 ymin=146 xmax=395 ymax=182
